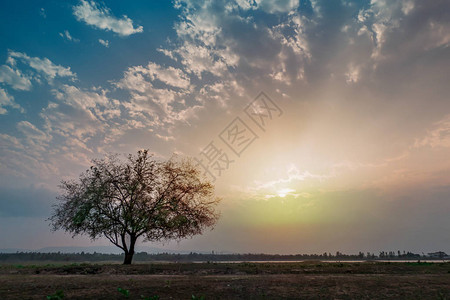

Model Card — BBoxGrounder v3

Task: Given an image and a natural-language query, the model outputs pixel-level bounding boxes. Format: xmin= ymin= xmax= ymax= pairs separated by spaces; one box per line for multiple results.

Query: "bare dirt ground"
xmin=1 ymin=261 xmax=449 ymax=299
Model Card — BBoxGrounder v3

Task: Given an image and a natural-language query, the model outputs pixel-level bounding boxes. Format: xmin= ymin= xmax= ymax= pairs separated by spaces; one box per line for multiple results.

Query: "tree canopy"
xmin=49 ymin=150 xmax=220 ymax=264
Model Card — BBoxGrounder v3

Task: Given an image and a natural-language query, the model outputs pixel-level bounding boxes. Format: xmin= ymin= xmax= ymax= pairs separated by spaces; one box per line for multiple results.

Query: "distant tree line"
xmin=0 ymin=250 xmax=447 ymax=263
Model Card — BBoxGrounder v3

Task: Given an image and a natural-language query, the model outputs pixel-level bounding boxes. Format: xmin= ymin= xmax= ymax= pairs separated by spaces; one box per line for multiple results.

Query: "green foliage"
xmin=46 ymin=290 xmax=64 ymax=300
xmin=191 ymin=295 xmax=205 ymax=300
xmin=117 ymin=287 xmax=130 ymax=298
xmin=164 ymin=279 xmax=172 ymax=288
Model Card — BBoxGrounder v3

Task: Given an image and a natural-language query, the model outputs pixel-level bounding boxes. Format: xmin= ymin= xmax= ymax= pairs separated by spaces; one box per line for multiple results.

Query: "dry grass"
xmin=1 ymin=262 xmax=449 ymax=299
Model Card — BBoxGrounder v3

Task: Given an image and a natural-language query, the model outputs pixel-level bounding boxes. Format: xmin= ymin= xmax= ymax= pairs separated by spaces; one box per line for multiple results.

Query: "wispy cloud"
xmin=119 ymin=62 xmax=191 ymax=90
xmin=8 ymin=51 xmax=76 ymax=81
xmin=39 ymin=8 xmax=46 ymax=18
xmin=414 ymin=115 xmax=450 ymax=149
xmin=98 ymin=39 xmax=109 ymax=47
xmin=59 ymin=30 xmax=79 ymax=42
xmin=17 ymin=121 xmax=52 ymax=144
xmin=114 ymin=61 xmax=198 ymax=128
xmin=256 ymin=0 xmax=299 ymax=14
xmin=0 ymin=88 xmax=23 ymax=114
xmin=73 ymin=0 xmax=143 ymax=36
xmin=0 ymin=65 xmax=32 ymax=91
xmin=251 ymin=164 xmax=332 ymax=192
xmin=0 ymin=50 xmax=76 ymax=96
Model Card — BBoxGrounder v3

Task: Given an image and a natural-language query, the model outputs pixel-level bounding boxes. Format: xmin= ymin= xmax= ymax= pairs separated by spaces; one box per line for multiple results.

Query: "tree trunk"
xmin=123 ymin=234 xmax=136 ymax=265
xmin=123 ymin=252 xmax=134 ymax=264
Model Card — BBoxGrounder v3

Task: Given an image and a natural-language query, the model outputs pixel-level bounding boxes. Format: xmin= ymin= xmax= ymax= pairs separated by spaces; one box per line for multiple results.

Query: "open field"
xmin=1 ymin=261 xmax=450 ymax=299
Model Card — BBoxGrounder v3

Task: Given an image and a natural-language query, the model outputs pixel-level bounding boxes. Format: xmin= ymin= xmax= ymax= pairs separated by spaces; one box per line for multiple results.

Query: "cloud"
xmin=171 ymin=0 xmax=310 ymax=86
xmin=46 ymin=84 xmax=120 ymax=138
xmin=155 ymin=133 xmax=175 ymax=141
xmin=247 ymin=164 xmax=332 ymax=197
xmin=109 ymin=0 xmax=312 ymax=144
xmin=356 ymin=0 xmax=450 ymax=64
xmin=17 ymin=121 xmax=51 ymax=143
xmin=8 ymin=51 xmax=76 ymax=81
xmin=256 ymin=0 xmax=299 ymax=14
xmin=115 ymin=61 xmax=199 ymax=128
xmin=0 ymin=88 xmax=23 ymax=114
xmin=121 ymin=62 xmax=191 ymax=89
xmin=0 ymin=129 xmax=59 ymax=181
xmin=39 ymin=8 xmax=46 ymax=18
xmin=98 ymin=39 xmax=110 ymax=47
xmin=345 ymin=64 xmax=360 ymax=84
xmin=212 ymin=0 xmax=299 ymax=14
xmin=0 ymin=85 xmax=123 ymax=182
xmin=73 ymin=0 xmax=143 ymax=36
xmin=0 ymin=51 xmax=76 ymax=92
xmin=59 ymin=30 xmax=79 ymax=42
xmin=0 ymin=65 xmax=32 ymax=91
xmin=414 ymin=115 xmax=450 ymax=149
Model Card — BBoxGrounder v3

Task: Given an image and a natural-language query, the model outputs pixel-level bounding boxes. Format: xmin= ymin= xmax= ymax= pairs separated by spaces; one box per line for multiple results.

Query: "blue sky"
xmin=1 ymin=0 xmax=450 ymax=254
xmin=0 ymin=1 xmax=178 ymax=128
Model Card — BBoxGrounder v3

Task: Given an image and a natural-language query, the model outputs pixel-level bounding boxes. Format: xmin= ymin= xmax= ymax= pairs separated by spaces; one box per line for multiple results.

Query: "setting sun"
xmin=277 ymin=188 xmax=295 ymax=198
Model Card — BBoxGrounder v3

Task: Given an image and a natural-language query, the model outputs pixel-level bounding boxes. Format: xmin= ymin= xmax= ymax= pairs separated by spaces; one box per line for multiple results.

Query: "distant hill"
xmin=0 ymin=248 xmax=26 ymax=253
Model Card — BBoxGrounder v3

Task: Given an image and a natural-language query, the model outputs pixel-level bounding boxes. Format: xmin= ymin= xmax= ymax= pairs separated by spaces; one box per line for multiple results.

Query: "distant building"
xmin=427 ymin=251 xmax=448 ymax=259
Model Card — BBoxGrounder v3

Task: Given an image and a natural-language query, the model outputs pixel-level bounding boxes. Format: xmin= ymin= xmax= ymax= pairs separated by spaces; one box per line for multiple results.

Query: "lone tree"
xmin=49 ymin=150 xmax=220 ymax=264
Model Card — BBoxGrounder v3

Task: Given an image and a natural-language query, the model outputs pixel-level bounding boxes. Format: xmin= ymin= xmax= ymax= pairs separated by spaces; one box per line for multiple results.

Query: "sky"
xmin=0 ymin=0 xmax=449 ymax=255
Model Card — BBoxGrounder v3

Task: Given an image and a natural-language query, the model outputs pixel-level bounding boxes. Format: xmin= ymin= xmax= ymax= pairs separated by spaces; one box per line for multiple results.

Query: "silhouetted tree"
xmin=49 ymin=150 xmax=220 ymax=264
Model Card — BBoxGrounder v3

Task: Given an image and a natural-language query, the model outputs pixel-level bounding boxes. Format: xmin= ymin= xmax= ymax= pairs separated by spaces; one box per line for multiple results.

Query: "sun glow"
xmin=277 ymin=188 xmax=295 ymax=198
